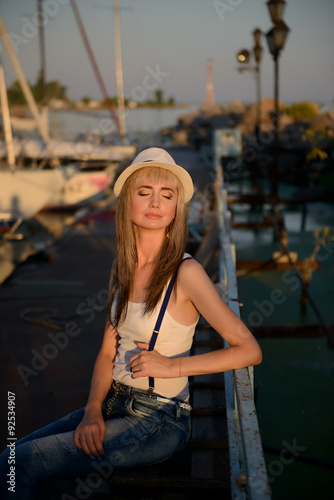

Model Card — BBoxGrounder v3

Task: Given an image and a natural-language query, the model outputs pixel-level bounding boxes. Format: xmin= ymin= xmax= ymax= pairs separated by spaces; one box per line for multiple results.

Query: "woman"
xmin=0 ymin=147 xmax=262 ymax=499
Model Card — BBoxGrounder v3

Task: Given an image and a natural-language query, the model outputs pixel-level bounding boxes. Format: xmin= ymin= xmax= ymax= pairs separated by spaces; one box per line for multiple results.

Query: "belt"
xmin=112 ymin=381 xmax=192 ymax=412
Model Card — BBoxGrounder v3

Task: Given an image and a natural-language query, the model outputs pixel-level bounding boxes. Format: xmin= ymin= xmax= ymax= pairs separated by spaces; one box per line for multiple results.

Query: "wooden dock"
xmin=0 ymin=146 xmax=271 ymax=499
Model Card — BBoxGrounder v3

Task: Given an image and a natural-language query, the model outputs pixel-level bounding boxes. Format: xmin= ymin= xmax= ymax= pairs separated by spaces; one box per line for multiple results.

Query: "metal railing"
xmin=215 ymin=159 xmax=271 ymax=499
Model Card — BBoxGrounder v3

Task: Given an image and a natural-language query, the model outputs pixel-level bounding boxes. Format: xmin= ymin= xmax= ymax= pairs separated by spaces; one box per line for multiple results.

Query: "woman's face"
xmin=130 ymin=177 xmax=178 ymax=232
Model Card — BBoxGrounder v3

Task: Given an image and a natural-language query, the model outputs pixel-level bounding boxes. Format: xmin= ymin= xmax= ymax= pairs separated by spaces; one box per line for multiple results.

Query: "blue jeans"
xmin=0 ymin=383 xmax=191 ymax=499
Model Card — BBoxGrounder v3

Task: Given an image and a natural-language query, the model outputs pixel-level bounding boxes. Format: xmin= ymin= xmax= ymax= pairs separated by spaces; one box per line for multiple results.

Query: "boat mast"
xmin=69 ymin=0 xmax=120 ymax=135
xmin=37 ymin=0 xmax=46 ymax=106
xmin=113 ymin=0 xmax=126 ymax=139
xmin=37 ymin=0 xmax=49 ymax=141
xmin=0 ymin=44 xmax=15 ymax=167
xmin=0 ymin=15 xmax=59 ymax=165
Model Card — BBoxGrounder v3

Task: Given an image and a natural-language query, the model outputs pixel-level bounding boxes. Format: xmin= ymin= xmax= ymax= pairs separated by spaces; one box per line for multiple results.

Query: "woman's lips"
xmin=145 ymin=213 xmax=162 ymax=219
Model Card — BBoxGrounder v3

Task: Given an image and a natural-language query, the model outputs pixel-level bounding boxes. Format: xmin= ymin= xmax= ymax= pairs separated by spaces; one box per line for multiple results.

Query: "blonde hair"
xmin=107 ymin=166 xmax=188 ymax=328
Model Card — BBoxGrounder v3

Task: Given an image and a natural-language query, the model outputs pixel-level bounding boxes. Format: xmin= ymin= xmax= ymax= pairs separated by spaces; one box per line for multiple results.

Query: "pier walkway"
xmin=0 ymin=146 xmax=270 ymax=499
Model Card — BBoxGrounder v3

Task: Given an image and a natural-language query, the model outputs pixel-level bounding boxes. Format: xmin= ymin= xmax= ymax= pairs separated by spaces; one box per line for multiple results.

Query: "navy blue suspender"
xmin=148 ymin=256 xmax=192 ymax=391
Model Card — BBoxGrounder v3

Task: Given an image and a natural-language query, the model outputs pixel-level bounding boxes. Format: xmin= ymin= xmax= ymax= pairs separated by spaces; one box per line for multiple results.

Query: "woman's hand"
xmin=129 ymin=342 xmax=177 ymax=379
xmin=74 ymin=407 xmax=106 ymax=458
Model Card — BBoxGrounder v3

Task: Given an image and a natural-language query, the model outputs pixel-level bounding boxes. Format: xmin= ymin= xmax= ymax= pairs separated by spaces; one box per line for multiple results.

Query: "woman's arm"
xmin=84 ymin=322 xmax=118 ymax=412
xmin=73 ymin=321 xmax=119 ymax=457
xmin=130 ymin=259 xmax=262 ymax=379
xmin=176 ymin=259 xmax=262 ymax=375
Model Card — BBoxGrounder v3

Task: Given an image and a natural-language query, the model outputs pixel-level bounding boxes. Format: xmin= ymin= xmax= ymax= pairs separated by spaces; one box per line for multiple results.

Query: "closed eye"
xmin=135 ymin=186 xmax=175 ymax=199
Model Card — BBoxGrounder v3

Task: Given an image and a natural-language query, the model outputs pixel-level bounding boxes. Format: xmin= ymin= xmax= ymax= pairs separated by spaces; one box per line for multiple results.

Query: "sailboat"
xmin=41 ymin=0 xmax=136 ymax=209
xmin=0 ymin=5 xmax=134 ymax=214
xmin=0 ymin=26 xmax=75 ymax=220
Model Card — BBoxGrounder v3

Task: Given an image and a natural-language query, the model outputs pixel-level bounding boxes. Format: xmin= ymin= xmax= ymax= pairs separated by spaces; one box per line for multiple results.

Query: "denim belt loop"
xmin=123 ymin=393 xmax=130 ymax=408
xmin=115 ymin=381 xmax=129 ymax=406
xmin=175 ymin=402 xmax=181 ymax=420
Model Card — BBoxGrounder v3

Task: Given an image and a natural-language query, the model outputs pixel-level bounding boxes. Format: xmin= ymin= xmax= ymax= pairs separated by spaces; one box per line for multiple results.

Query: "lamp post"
xmin=252 ymin=28 xmax=263 ymax=139
xmin=265 ymin=0 xmax=290 ymax=211
xmin=236 ymin=28 xmax=263 ymax=140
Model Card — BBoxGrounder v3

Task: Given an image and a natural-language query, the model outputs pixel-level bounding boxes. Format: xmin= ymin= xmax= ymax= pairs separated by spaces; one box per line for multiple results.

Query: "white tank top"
xmin=112 ymin=260 xmax=199 ymax=401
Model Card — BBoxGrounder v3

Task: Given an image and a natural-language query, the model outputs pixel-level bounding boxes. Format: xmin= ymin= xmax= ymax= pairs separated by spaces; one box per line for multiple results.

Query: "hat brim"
xmin=113 ymin=161 xmax=194 ymax=202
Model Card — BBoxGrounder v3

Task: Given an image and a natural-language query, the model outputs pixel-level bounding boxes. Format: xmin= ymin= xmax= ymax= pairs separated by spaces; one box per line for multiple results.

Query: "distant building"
xmin=49 ymin=98 xmax=67 ymax=109
xmin=88 ymin=100 xmax=101 ymax=109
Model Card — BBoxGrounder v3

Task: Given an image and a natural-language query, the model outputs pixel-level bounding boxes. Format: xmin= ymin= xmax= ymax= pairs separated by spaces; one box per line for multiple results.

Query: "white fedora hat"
xmin=113 ymin=147 xmax=194 ymax=202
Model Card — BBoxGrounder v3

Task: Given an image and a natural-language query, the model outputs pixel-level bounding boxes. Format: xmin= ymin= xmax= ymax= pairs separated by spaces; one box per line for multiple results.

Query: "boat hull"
xmin=0 ymin=167 xmax=75 ymax=219
xmin=44 ymin=166 xmax=116 ymax=208
xmin=0 ymin=138 xmax=136 ymax=162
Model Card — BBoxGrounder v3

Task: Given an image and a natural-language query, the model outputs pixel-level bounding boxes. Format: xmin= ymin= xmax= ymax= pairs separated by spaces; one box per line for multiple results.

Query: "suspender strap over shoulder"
xmin=148 ymin=256 xmax=192 ymax=391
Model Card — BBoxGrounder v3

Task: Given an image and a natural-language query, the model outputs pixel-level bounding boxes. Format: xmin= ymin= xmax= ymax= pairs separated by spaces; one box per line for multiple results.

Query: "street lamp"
xmin=266 ymin=20 xmax=290 ymax=56
xmin=266 ymin=0 xmax=287 ymax=23
xmin=236 ymin=28 xmax=263 ymax=140
xmin=237 ymin=49 xmax=250 ymax=63
xmin=265 ymin=0 xmax=290 ymax=209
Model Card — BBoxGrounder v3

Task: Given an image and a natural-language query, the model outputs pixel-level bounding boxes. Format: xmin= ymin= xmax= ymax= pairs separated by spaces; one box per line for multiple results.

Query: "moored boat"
xmin=0 ymin=166 xmax=76 ymax=219
xmin=43 ymin=163 xmax=117 ymax=209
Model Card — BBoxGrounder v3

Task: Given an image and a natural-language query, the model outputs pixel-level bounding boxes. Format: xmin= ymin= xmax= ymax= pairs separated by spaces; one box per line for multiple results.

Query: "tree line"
xmin=7 ymin=75 xmax=176 ymax=109
xmin=7 ymin=72 xmax=67 ymax=106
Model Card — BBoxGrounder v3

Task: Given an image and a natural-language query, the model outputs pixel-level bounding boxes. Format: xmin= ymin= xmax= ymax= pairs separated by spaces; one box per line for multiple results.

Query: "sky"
xmin=0 ymin=0 xmax=333 ymax=107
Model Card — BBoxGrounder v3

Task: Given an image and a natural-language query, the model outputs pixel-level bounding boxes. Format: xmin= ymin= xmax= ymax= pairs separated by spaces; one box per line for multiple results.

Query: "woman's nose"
xmin=149 ymin=193 xmax=160 ymax=207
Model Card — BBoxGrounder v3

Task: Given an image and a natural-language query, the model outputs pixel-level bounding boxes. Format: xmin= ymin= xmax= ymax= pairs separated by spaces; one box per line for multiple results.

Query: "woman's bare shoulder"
xmin=178 ymin=258 xmax=213 ymax=291
xmin=179 ymin=256 xmax=202 ymax=272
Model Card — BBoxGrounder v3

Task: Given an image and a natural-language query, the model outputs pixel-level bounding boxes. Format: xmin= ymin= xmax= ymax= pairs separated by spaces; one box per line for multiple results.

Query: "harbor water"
xmin=48 ymin=106 xmax=196 ymax=144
